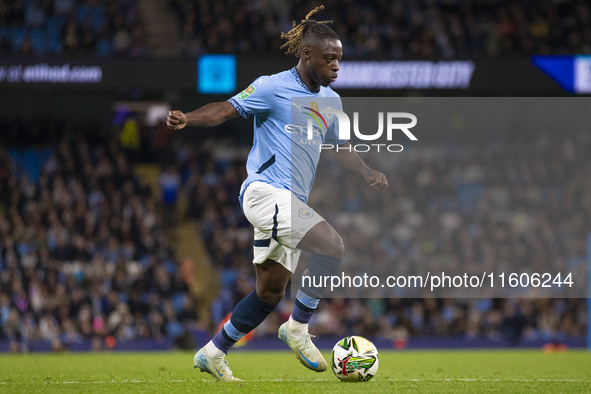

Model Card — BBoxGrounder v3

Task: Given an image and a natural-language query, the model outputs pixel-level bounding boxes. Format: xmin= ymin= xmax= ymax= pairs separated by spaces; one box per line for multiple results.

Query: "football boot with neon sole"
xmin=278 ymin=321 xmax=327 ymax=372
xmin=193 ymin=346 xmax=242 ymax=381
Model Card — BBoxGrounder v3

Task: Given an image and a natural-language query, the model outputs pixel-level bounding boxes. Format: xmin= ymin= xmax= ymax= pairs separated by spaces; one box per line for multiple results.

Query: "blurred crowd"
xmin=0 ymin=0 xmax=146 ymax=57
xmin=170 ymin=0 xmax=591 ymax=58
xmin=0 ymin=124 xmax=198 ymax=352
xmin=174 ymin=120 xmax=589 ymax=344
xmin=1 ymin=117 xmax=588 ymax=351
xmin=2 ymin=0 xmax=589 ymax=58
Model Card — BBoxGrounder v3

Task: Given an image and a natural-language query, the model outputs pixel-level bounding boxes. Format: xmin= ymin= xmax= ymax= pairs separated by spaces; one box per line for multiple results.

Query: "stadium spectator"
xmin=3 ymin=0 xmax=590 ymax=58
xmin=0 ymin=0 xmax=146 ymax=57
xmin=159 ymin=165 xmax=182 ymax=227
xmin=169 ymin=0 xmax=591 ymax=58
xmin=0 ymin=126 xmax=194 ymax=351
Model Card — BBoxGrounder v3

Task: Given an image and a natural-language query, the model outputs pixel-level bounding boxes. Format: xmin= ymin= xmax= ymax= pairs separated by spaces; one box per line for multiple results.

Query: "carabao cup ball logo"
xmin=298 ymin=208 xmax=314 ymax=219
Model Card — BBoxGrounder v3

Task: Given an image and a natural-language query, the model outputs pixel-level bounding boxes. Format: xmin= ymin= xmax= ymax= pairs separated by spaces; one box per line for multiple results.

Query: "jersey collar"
xmin=290 ymin=67 xmax=319 ymax=93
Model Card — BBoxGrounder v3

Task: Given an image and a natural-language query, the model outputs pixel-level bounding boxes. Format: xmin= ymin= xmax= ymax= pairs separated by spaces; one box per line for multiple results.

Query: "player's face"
xmin=309 ymin=39 xmax=342 ymax=87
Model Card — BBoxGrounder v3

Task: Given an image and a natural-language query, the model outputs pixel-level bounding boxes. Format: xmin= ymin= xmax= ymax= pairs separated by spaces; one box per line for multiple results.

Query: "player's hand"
xmin=363 ymin=168 xmax=388 ymax=190
xmin=166 ymin=110 xmax=187 ymax=131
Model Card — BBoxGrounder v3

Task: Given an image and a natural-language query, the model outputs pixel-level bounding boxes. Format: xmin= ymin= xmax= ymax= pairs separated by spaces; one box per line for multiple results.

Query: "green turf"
xmin=0 ymin=350 xmax=590 ymax=392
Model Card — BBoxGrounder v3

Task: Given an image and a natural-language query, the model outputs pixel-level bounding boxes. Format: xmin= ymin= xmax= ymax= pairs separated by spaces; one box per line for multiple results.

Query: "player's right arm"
xmin=167 ymin=76 xmax=274 ymax=130
xmin=166 ymin=101 xmax=239 ymax=130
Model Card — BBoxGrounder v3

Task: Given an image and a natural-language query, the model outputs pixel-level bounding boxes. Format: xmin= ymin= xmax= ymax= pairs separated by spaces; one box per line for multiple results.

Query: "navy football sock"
xmin=212 ymin=290 xmax=277 ymax=353
xmin=291 ymin=290 xmax=319 ymax=324
xmin=301 ymin=254 xmax=342 ymax=298
xmin=291 ymin=254 xmax=342 ymax=324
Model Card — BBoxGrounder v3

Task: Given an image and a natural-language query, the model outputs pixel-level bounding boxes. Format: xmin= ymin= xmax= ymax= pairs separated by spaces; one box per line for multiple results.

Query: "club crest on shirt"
xmin=237 ymin=85 xmax=256 ymax=99
xmin=298 ymin=208 xmax=314 ymax=219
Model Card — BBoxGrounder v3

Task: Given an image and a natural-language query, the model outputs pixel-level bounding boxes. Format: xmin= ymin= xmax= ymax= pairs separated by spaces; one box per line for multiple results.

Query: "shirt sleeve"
xmin=325 ymin=95 xmax=348 ymax=146
xmin=228 ymin=76 xmax=276 ymax=119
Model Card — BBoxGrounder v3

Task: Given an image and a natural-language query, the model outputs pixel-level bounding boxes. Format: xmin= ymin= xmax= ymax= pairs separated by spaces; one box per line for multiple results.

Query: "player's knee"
xmin=256 ymin=282 xmax=286 ymax=305
xmin=257 ymin=287 xmax=285 ymax=305
xmin=325 ymin=232 xmax=345 ymax=259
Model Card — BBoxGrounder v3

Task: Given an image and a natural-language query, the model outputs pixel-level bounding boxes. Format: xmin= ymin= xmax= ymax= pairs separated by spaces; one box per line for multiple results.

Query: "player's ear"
xmin=301 ymin=46 xmax=312 ymax=61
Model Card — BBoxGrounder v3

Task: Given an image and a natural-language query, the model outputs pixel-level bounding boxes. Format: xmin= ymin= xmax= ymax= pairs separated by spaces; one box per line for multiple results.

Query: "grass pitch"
xmin=0 ymin=349 xmax=590 ymax=392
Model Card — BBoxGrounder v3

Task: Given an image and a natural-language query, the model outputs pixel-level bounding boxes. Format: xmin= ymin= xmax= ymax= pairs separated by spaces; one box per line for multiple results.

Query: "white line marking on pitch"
xmin=2 ymin=378 xmax=587 ymax=385
xmin=42 ymin=380 xmax=186 ymax=384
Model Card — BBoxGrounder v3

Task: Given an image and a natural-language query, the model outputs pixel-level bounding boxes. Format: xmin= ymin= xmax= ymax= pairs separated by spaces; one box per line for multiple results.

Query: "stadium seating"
xmin=0 ymin=125 xmax=199 ymax=351
xmin=2 ymin=1 xmax=590 ymax=58
xmin=0 ymin=0 xmax=144 ymax=57
xmin=169 ymin=0 xmax=591 ymax=58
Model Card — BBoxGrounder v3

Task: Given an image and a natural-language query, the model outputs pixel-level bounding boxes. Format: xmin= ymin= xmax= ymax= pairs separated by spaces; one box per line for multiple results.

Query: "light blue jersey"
xmin=229 ymin=67 xmax=345 ymax=205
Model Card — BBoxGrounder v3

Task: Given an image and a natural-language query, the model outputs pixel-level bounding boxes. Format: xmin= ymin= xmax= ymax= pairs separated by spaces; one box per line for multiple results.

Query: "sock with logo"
xmin=291 ymin=289 xmax=319 ymax=326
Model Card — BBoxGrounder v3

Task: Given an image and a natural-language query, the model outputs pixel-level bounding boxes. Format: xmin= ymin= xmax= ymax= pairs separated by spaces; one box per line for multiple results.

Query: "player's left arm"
xmin=330 ymin=143 xmax=388 ymax=189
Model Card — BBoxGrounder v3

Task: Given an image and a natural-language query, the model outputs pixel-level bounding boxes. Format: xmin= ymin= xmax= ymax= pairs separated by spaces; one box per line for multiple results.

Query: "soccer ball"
xmin=331 ymin=336 xmax=379 ymax=382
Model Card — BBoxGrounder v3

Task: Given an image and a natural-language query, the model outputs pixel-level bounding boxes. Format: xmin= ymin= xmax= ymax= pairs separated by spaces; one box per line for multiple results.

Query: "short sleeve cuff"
xmin=228 ymin=98 xmax=248 ymax=119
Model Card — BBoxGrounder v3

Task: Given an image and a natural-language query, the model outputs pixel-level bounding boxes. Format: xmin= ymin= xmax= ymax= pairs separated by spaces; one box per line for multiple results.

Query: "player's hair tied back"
xmin=280 ymin=5 xmax=335 ymax=57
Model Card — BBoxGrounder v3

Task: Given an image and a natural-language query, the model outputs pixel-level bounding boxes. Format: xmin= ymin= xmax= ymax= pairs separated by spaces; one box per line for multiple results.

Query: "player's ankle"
xmin=205 ymin=340 xmax=225 ymax=358
xmin=287 ymin=316 xmax=308 ymax=335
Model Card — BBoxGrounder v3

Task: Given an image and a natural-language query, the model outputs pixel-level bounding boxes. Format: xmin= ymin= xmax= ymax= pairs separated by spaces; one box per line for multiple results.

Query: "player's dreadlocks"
xmin=280 ymin=5 xmax=339 ymax=57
